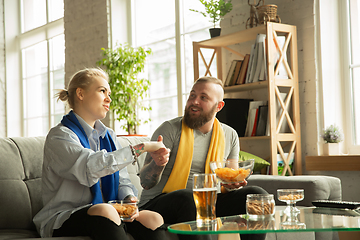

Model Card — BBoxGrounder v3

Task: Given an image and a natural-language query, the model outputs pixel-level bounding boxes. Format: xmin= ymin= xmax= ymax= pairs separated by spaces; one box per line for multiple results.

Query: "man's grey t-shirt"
xmin=139 ymin=117 xmax=239 ymax=207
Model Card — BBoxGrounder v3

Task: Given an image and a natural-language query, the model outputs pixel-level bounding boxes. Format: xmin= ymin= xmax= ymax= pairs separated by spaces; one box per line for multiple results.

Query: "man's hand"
xmin=221 ymin=179 xmax=248 ymax=191
xmin=149 ymin=135 xmax=170 ymax=166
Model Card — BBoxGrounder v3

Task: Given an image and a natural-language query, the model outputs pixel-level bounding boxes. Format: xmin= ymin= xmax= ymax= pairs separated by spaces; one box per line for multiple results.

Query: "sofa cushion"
xmin=239 ymin=151 xmax=270 ymax=172
xmin=0 ymin=137 xmax=43 ymax=231
xmin=0 ymin=229 xmax=40 ymax=239
xmin=247 ymin=175 xmax=342 ymax=206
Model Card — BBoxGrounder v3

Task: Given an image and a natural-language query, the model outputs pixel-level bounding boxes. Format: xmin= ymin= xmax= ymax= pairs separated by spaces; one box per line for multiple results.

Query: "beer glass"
xmin=193 ymin=173 xmax=217 ymax=226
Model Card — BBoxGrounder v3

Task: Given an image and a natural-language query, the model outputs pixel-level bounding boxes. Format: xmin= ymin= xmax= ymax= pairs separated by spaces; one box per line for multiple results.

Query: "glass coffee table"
xmin=168 ymin=207 xmax=360 ymax=235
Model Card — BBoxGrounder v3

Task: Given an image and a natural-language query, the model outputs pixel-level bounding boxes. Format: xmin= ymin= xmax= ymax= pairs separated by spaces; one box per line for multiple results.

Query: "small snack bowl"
xmin=108 ymin=200 xmax=138 ymax=220
xmin=277 ymin=189 xmax=304 ymax=203
xmin=209 ymin=159 xmax=254 ymax=184
xmin=246 ymin=194 xmax=275 ymax=219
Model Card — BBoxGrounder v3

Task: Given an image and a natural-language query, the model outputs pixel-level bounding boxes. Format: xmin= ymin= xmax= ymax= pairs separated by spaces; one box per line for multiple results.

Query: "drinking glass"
xmin=193 ymin=173 xmax=218 ymax=226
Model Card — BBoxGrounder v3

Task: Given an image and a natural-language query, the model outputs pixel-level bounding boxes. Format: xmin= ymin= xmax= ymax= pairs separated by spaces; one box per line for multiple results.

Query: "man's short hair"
xmin=194 ymin=76 xmax=224 ymax=89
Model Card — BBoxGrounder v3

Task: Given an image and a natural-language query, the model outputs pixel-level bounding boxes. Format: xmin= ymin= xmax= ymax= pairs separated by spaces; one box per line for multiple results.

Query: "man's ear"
xmin=216 ymin=101 xmax=225 ymax=112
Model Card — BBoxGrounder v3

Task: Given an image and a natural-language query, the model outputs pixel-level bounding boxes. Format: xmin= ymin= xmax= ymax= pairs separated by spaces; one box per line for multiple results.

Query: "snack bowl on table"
xmin=108 ymin=200 xmax=138 ymax=220
xmin=209 ymin=159 xmax=254 ymax=184
xmin=277 ymin=189 xmax=304 ymax=216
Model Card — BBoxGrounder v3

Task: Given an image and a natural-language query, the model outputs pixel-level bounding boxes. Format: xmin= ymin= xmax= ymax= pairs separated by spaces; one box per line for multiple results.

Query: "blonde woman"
xmin=33 ymin=68 xmax=170 ymax=240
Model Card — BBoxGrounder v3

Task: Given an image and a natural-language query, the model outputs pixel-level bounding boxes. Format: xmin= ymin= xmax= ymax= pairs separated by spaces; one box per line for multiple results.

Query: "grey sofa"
xmin=0 ymin=136 xmax=342 ymax=240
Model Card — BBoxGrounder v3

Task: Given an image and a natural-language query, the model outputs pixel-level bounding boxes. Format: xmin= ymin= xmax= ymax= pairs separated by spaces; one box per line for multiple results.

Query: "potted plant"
xmin=321 ymin=124 xmax=343 ymax=155
xmin=190 ymin=0 xmax=233 ymax=38
xmin=97 ymin=43 xmax=152 ymax=135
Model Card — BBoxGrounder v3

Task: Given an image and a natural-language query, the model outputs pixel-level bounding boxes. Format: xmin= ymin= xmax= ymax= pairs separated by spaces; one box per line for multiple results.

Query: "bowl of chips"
xmin=210 ymin=159 xmax=254 ymax=184
xmin=108 ymin=200 xmax=138 ymax=220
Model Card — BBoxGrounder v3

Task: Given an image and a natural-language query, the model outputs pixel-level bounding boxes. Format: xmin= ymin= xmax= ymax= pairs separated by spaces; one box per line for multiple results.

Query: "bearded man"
xmin=139 ymin=76 xmax=267 ymax=240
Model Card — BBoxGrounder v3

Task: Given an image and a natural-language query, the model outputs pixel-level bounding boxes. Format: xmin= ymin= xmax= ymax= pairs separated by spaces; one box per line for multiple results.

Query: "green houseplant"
xmin=190 ymin=0 xmax=233 ymax=37
xmin=97 ymin=43 xmax=152 ymax=135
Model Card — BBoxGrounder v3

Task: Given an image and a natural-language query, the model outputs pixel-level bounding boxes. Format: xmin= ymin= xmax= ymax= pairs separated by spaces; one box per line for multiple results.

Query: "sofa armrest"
xmin=247 ymin=175 xmax=342 ymax=206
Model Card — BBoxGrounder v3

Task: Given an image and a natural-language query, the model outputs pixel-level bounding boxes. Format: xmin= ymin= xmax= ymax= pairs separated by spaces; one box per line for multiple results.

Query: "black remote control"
xmin=312 ymin=200 xmax=360 ymax=210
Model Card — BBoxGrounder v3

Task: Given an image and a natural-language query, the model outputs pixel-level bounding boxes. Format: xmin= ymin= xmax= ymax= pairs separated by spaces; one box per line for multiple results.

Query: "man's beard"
xmin=183 ymin=103 xmax=218 ymax=129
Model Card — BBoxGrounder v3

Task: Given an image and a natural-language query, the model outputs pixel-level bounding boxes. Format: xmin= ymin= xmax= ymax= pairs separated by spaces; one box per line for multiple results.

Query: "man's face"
xmin=184 ymin=82 xmax=223 ymax=129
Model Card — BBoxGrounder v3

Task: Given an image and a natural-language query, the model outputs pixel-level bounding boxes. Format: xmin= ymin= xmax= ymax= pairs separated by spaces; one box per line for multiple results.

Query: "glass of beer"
xmin=193 ymin=173 xmax=218 ymax=227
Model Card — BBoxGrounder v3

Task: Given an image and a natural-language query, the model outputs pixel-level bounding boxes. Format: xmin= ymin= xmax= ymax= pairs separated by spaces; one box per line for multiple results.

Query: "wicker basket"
xmin=257 ymin=4 xmax=281 ymax=24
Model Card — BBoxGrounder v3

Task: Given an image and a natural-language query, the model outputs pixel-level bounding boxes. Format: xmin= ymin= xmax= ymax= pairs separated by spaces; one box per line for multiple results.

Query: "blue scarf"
xmin=61 ymin=110 xmax=119 ymax=205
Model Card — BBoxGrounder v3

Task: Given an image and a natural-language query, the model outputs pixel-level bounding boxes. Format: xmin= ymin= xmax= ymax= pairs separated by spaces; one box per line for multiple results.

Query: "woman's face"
xmin=77 ymin=76 xmax=111 ymax=126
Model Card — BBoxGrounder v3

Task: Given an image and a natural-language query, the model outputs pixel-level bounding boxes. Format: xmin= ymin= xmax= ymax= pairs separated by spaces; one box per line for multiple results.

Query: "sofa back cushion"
xmin=0 ymin=137 xmax=45 ymax=230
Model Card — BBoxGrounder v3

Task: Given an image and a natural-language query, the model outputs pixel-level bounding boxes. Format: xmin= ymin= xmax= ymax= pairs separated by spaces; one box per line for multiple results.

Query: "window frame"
xmin=341 ymin=0 xmax=360 ymax=154
xmin=5 ymin=0 xmax=64 ymax=137
xmin=128 ymin=0 xmax=213 ymax=136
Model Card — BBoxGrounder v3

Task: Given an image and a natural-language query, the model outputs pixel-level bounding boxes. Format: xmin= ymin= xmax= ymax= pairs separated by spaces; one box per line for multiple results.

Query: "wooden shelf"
xmin=306 ymin=155 xmax=360 ymax=171
xmin=193 ymin=23 xmax=301 ymax=176
xmin=196 ymin=25 xmax=266 ymax=47
xmin=240 ymin=136 xmax=271 ymax=141
xmin=224 ymin=81 xmax=268 ymax=93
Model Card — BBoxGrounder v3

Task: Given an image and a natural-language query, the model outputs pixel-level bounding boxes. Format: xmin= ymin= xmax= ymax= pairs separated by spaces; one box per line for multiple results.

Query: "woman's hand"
xmin=122 ymin=195 xmax=139 ymax=222
xmin=148 ymin=135 xmax=170 ymax=166
xmin=123 ymin=194 xmax=138 ymax=202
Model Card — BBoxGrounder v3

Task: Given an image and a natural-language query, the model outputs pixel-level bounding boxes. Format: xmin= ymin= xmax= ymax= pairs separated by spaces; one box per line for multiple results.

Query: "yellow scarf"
xmin=162 ymin=118 xmax=225 ymax=193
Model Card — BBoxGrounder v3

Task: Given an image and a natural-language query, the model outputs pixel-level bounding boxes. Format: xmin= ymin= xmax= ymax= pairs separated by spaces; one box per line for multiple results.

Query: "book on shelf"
xmin=244 ymin=100 xmax=267 ymax=137
xmin=224 ymin=60 xmax=239 ymax=86
xmin=251 ymin=109 xmax=259 ymax=136
xmin=248 ymin=41 xmax=259 ymax=83
xmin=245 ymin=108 xmax=258 ymax=137
xmin=255 ymin=105 xmax=268 ymax=136
xmin=229 ymin=60 xmax=243 ymax=86
xmin=236 ymin=54 xmax=250 ymax=85
xmin=216 ymin=98 xmax=253 ymax=137
xmin=251 ymin=34 xmax=267 ymax=83
xmin=258 ymin=35 xmax=268 ymax=81
xmin=245 ymin=44 xmax=256 ymax=84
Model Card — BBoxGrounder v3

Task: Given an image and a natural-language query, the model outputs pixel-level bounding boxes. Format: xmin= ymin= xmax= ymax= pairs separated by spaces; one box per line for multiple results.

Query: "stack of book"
xmin=224 ymin=54 xmax=251 ymax=87
xmin=223 ymin=34 xmax=289 ymax=87
xmin=244 ymin=92 xmax=290 ymax=137
xmin=244 ymin=101 xmax=268 ymax=137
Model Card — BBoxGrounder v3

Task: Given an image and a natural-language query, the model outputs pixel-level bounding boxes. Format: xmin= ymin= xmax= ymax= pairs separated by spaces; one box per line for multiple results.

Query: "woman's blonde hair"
xmin=55 ymin=68 xmax=108 ymax=109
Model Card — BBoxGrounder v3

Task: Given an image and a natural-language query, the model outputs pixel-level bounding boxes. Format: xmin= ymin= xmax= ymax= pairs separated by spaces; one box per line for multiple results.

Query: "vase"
xmin=323 ymin=143 xmax=339 ymax=156
xmin=209 ymin=28 xmax=221 ymax=38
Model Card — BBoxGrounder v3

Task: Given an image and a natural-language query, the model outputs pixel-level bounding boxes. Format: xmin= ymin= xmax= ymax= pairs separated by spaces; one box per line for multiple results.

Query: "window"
xmin=347 ymin=0 xmax=360 ymax=146
xmin=131 ymin=0 xmax=214 ymax=136
xmin=338 ymin=0 xmax=360 ymax=154
xmin=20 ymin=0 xmax=64 ymax=137
xmin=320 ymin=0 xmax=360 ymax=154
